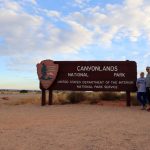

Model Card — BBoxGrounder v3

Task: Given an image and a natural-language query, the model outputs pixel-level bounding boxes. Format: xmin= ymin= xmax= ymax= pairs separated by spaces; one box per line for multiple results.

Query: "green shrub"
xmin=20 ymin=90 xmax=28 ymax=93
xmin=100 ymin=92 xmax=120 ymax=100
xmin=67 ymin=92 xmax=85 ymax=104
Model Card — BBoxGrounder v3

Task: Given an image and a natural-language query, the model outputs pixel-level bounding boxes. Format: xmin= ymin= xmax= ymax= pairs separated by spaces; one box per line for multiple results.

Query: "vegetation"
xmin=131 ymin=93 xmax=140 ymax=106
xmin=67 ymin=92 xmax=85 ymax=104
xmin=53 ymin=91 xmax=70 ymax=104
xmin=83 ymin=92 xmax=101 ymax=104
xmin=20 ymin=90 xmax=28 ymax=93
xmin=1 ymin=90 xmax=139 ymax=106
xmin=100 ymin=92 xmax=121 ymax=101
xmin=53 ymin=91 xmax=138 ymax=106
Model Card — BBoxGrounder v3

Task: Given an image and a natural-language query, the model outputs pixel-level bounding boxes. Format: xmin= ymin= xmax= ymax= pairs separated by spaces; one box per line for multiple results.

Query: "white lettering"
xmin=77 ymin=65 xmax=118 ymax=72
xmin=114 ymin=73 xmax=125 ymax=77
xmin=68 ymin=73 xmax=88 ymax=77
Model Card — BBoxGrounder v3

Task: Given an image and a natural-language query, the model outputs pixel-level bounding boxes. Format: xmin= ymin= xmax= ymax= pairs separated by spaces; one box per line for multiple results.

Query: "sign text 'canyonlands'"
xmin=37 ymin=60 xmax=137 ymax=106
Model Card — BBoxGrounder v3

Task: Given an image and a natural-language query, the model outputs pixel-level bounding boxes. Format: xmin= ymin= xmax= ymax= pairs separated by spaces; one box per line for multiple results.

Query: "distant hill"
xmin=0 ymin=89 xmax=41 ymax=92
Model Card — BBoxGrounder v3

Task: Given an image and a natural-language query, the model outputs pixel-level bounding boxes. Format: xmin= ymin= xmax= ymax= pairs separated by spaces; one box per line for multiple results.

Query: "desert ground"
xmin=0 ymin=92 xmax=150 ymax=150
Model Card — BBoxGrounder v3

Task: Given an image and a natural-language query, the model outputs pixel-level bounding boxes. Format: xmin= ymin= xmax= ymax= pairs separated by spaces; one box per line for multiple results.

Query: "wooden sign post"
xmin=126 ymin=91 xmax=131 ymax=106
xmin=48 ymin=89 xmax=52 ymax=105
xmin=41 ymin=89 xmax=46 ymax=106
xmin=37 ymin=60 xmax=137 ymax=106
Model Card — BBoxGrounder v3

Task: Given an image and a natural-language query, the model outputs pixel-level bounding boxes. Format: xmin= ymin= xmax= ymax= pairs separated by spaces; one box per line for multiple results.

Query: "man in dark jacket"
xmin=146 ymin=66 xmax=150 ymax=111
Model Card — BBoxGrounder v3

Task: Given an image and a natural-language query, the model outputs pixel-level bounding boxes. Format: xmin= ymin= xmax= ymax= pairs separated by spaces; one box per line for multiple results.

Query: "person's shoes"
xmin=147 ymin=108 xmax=150 ymax=111
xmin=141 ymin=107 xmax=146 ymax=110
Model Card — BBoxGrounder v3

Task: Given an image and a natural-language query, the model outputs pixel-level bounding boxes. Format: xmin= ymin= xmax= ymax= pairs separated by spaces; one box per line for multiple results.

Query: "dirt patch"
xmin=0 ymin=104 xmax=150 ymax=150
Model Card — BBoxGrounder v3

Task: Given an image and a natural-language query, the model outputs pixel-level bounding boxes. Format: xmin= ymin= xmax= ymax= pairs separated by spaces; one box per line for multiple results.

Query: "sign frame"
xmin=37 ymin=60 xmax=137 ymax=106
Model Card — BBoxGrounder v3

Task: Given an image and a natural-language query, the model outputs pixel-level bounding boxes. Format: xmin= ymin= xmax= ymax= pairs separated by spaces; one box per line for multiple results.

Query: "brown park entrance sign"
xmin=37 ymin=60 xmax=137 ymax=106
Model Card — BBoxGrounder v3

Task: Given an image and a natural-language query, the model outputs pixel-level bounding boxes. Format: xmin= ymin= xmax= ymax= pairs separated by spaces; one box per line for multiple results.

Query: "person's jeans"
xmin=146 ymin=87 xmax=150 ymax=104
xmin=137 ymin=92 xmax=147 ymax=107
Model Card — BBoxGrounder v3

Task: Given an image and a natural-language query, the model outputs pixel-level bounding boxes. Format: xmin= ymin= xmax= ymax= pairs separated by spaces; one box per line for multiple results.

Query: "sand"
xmin=0 ymin=99 xmax=150 ymax=150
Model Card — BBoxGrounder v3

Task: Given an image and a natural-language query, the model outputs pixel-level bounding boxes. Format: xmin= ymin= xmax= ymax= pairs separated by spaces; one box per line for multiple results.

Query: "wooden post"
xmin=41 ymin=89 xmax=46 ymax=106
xmin=48 ymin=89 xmax=52 ymax=105
xmin=126 ymin=91 xmax=131 ymax=107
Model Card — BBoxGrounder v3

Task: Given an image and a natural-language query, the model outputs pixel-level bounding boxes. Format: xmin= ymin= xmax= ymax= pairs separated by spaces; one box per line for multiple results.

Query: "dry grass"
xmin=5 ymin=97 xmax=40 ymax=106
xmin=0 ymin=91 xmax=138 ymax=106
xmin=83 ymin=92 xmax=101 ymax=104
xmin=53 ymin=91 xmax=70 ymax=104
xmin=0 ymin=91 xmax=18 ymax=95
xmin=53 ymin=91 xmax=126 ymax=104
xmin=0 ymin=92 xmax=41 ymax=106
xmin=130 ymin=92 xmax=140 ymax=106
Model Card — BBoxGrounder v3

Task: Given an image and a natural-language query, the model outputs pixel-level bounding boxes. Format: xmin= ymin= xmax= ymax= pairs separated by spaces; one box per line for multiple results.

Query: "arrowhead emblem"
xmin=37 ymin=60 xmax=59 ymax=89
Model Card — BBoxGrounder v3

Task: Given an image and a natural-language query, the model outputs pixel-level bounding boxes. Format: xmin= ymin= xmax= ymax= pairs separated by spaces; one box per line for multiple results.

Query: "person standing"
xmin=136 ymin=72 xmax=147 ymax=110
xmin=146 ymin=66 xmax=150 ymax=111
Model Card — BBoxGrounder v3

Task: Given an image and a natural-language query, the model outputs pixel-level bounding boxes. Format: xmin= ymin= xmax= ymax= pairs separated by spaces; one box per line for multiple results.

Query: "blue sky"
xmin=0 ymin=0 xmax=150 ymax=90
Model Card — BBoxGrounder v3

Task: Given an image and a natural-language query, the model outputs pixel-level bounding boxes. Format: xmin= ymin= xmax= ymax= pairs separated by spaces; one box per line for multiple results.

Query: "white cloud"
xmin=47 ymin=10 xmax=61 ymax=18
xmin=0 ymin=0 xmax=94 ymax=70
xmin=100 ymin=26 xmax=119 ymax=46
xmin=0 ymin=9 xmax=43 ymax=56
xmin=74 ymin=0 xmax=89 ymax=5
xmin=132 ymin=51 xmax=140 ymax=55
xmin=0 ymin=0 xmax=150 ymax=71
xmin=124 ymin=0 xmax=143 ymax=8
xmin=28 ymin=0 xmax=37 ymax=5
xmin=143 ymin=52 xmax=150 ymax=58
xmin=68 ymin=0 xmax=150 ymax=45
xmin=19 ymin=0 xmax=37 ymax=5
xmin=0 ymin=0 xmax=22 ymax=12
xmin=60 ymin=20 xmax=93 ymax=53
xmin=73 ymin=0 xmax=90 ymax=8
